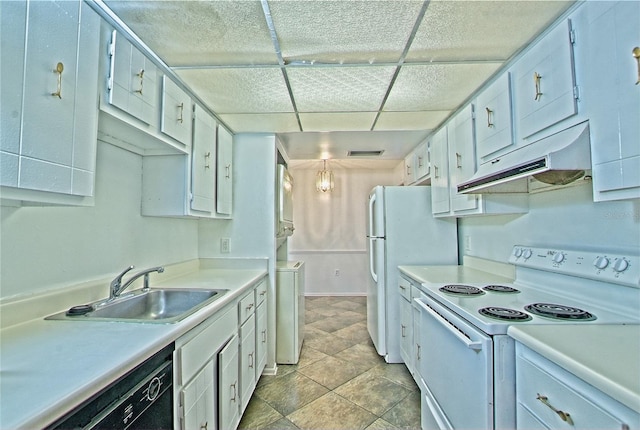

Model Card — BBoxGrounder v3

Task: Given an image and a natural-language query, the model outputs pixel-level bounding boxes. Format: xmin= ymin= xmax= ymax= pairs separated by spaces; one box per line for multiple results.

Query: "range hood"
xmin=458 ymin=121 xmax=591 ymax=194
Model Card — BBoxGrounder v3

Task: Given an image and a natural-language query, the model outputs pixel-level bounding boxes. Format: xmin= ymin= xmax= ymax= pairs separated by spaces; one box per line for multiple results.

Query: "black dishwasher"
xmin=46 ymin=343 xmax=174 ymax=430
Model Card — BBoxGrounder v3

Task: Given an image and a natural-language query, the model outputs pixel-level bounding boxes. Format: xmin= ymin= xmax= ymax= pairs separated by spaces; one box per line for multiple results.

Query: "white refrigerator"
xmin=366 ymin=186 xmax=458 ymax=363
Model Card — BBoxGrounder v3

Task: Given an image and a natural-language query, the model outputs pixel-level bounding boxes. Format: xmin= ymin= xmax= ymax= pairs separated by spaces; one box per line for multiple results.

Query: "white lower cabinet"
xmin=181 ymin=360 xmax=215 ymax=430
xmin=398 ymin=277 xmax=414 ymax=375
xmin=515 ymin=343 xmax=639 ymax=429
xmin=175 ymin=277 xmax=268 ymax=429
xmin=218 ymin=335 xmax=240 ymax=430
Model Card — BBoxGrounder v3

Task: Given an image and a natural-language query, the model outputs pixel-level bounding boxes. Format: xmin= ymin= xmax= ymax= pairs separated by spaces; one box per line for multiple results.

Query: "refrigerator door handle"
xmin=369 ymin=238 xmax=378 ymax=282
xmin=368 ymin=192 xmax=376 ymax=238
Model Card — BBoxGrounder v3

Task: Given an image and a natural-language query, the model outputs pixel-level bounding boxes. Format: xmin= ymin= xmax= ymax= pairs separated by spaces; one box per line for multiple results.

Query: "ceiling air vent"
xmin=347 ymin=150 xmax=385 ymax=157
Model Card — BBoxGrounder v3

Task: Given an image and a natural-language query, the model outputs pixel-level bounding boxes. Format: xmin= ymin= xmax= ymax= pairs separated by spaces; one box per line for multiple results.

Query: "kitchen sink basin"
xmin=46 ymin=288 xmax=228 ymax=323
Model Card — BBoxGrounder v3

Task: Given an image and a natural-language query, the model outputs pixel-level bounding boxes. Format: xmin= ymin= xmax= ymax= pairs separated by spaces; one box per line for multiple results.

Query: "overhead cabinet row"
xmin=405 ymin=1 xmax=639 ymax=206
xmin=0 ymin=1 xmax=233 ymax=217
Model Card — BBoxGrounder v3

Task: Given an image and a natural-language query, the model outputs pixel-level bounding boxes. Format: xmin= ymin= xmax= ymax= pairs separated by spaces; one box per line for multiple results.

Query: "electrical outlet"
xmin=335 ymin=269 xmax=340 ymax=276
xmin=220 ymin=238 xmax=230 ymax=253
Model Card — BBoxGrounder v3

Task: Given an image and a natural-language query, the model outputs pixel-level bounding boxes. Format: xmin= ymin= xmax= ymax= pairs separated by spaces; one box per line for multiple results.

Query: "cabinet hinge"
xmin=573 ymin=85 xmax=580 ymax=100
xmin=189 ymin=192 xmax=194 ymax=202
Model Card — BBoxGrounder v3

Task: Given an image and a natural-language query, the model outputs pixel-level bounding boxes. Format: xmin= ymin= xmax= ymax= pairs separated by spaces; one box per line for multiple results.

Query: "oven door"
xmin=415 ymin=296 xmax=493 ymax=429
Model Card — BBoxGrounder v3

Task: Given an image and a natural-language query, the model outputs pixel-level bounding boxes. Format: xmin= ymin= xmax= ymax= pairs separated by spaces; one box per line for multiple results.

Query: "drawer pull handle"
xmin=416 ymin=344 xmax=421 ymax=360
xmin=536 ymin=393 xmax=574 ymax=425
xmin=399 ymin=285 xmax=406 ymax=290
xmin=51 ymin=62 xmax=64 ymax=99
xmin=246 ymin=303 xmax=254 ymax=311
xmin=533 ymin=72 xmax=543 ymax=101
xmin=200 ymin=421 xmax=208 ymax=430
xmin=401 ymin=324 xmax=406 ymax=337
xmin=262 ymin=329 xmax=267 ymax=343
xmin=260 ymin=291 xmax=266 ymax=296
xmin=177 ymin=102 xmax=184 ymax=123
xmin=134 ymin=69 xmax=144 ymax=95
xmin=249 ymin=352 xmax=254 ymax=368
xmin=633 ymin=47 xmax=640 ymax=85
xmin=455 ymin=152 xmax=462 ymax=169
xmin=485 ymin=107 xmax=494 ymax=127
xmin=230 ymin=382 xmax=237 ymax=401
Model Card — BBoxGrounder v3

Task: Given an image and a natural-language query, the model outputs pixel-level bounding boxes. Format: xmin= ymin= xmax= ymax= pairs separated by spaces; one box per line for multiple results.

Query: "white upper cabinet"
xmin=474 ymin=73 xmax=515 ymax=163
xmin=161 ymin=76 xmax=193 ymax=147
xmin=1 ymin=0 xmax=100 ymax=204
xmin=578 ymin=1 xmax=640 ymax=201
xmin=448 ymin=105 xmax=480 ymax=214
xmin=430 ymin=126 xmax=451 ymax=216
xmin=415 ymin=140 xmax=430 ymax=183
xmin=107 ymin=30 xmax=158 ymax=126
xmin=513 ymin=19 xmax=578 ymax=140
xmin=191 ymin=105 xmax=217 ymax=214
xmin=216 ymin=126 xmax=233 ymax=216
xmin=403 ymin=152 xmax=416 ymax=185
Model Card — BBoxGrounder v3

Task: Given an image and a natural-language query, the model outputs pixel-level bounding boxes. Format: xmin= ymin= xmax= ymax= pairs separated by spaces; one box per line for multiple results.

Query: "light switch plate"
xmin=220 ymin=238 xmax=230 ymax=253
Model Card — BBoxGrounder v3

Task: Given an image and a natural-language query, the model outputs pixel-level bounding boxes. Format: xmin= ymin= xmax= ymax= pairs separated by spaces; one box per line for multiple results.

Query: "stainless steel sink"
xmin=46 ymin=288 xmax=228 ymax=323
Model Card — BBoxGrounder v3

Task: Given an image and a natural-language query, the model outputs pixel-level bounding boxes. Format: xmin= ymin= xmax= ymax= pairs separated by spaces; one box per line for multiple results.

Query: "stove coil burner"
xmin=439 ymin=284 xmax=485 ymax=296
xmin=483 ymin=285 xmax=520 ymax=293
xmin=525 ymin=303 xmax=596 ymax=321
xmin=479 ymin=307 xmax=532 ymax=321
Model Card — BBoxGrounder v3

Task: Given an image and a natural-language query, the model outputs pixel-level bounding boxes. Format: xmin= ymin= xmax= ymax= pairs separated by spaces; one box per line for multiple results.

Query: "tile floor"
xmin=238 ymin=296 xmax=421 ymax=430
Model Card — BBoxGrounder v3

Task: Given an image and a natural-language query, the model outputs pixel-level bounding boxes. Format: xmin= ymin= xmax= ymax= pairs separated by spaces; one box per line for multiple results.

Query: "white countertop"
xmin=0 ymin=267 xmax=267 ymax=430
xmin=398 ymin=264 xmax=514 ymax=285
xmin=508 ymin=324 xmax=640 ymax=414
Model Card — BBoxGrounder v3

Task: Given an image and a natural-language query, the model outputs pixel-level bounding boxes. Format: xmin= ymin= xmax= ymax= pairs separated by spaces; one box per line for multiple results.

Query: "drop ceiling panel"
xmin=288 ymin=67 xmax=397 ymax=112
xmin=270 ymin=1 xmax=423 ymax=64
xmin=408 ymin=0 xmax=575 ymax=62
xmin=176 ymin=68 xmax=293 ymax=114
xmin=384 ymin=63 xmax=502 ymax=112
xmin=219 ymin=113 xmax=300 ymax=133
xmin=299 ymin=112 xmax=377 ymax=132
xmin=104 ymin=0 xmax=277 ymax=66
xmin=375 ymin=111 xmax=451 ymax=131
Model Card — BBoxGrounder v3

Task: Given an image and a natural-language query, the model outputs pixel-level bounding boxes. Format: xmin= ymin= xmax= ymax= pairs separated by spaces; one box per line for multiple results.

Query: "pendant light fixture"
xmin=316 ymin=159 xmax=334 ymax=193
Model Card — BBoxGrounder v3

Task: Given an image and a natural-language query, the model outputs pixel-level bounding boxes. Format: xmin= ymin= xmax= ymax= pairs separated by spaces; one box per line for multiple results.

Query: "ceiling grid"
xmin=104 ymin=0 xmax=575 ymax=161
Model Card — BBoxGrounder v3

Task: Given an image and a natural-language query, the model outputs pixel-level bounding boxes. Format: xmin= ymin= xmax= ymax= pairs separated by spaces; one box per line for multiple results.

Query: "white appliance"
xmin=415 ymin=246 xmax=640 ymax=430
xmin=276 ymin=165 xmax=294 ymax=238
xmin=366 ymin=186 xmax=458 ymax=363
xmin=275 ymin=261 xmax=305 ymax=364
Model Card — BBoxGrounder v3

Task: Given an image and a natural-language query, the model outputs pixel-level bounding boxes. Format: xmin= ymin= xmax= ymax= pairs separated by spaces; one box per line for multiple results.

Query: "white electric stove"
xmin=415 ymin=246 xmax=640 ymax=430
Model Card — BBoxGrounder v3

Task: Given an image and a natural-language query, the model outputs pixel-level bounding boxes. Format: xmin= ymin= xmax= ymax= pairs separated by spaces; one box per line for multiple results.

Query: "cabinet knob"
xmin=51 ymin=62 xmax=64 ymax=99
xmin=633 ymin=47 xmax=640 ymax=85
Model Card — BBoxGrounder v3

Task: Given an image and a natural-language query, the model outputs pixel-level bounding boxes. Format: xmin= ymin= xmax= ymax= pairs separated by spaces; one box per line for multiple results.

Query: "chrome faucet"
xmin=109 ymin=265 xmax=165 ymax=300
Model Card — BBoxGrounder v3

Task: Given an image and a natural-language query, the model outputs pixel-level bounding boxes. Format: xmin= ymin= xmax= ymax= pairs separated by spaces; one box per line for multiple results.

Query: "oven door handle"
xmin=416 ymin=299 xmax=484 ymax=351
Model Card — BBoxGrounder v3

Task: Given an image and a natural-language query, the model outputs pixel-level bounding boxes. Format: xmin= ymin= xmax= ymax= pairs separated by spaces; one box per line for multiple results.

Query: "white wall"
xmin=288 ymin=165 xmax=399 ymax=295
xmin=0 ymin=142 xmax=199 ymax=299
xmin=459 ymin=182 xmax=640 ymax=262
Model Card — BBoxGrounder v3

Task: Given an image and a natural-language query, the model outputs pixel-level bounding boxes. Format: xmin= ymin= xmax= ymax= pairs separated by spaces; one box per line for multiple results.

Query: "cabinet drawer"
xmin=516 ymin=344 xmax=638 ymax=429
xmin=178 ymin=307 xmax=236 ymax=384
xmin=239 ymin=290 xmax=256 ymax=324
xmin=398 ymin=277 xmax=412 ymax=301
xmin=255 ymin=280 xmax=268 ymax=306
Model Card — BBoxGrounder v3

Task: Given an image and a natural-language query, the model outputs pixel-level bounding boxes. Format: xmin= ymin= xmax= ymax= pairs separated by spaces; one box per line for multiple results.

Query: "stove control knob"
xmin=612 ymin=258 xmax=629 ymax=273
xmin=513 ymin=248 xmax=523 ymax=258
xmin=522 ymin=249 xmax=532 ymax=259
xmin=552 ymin=252 xmax=565 ymax=264
xmin=593 ymin=256 xmax=609 ymax=270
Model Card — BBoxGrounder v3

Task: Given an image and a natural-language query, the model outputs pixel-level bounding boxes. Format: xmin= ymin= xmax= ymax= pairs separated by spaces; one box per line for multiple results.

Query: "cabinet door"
xmin=216 ymin=126 xmax=233 ymax=215
xmin=475 ymin=73 xmax=514 ymax=162
xmin=430 ymin=127 xmax=450 ymax=216
xmin=219 ymin=335 xmax=240 ymax=430
xmin=256 ymin=301 xmax=268 ymax=378
xmin=191 ymin=105 xmax=217 ymax=214
xmin=3 ymin=0 xmax=99 ymax=198
xmin=514 ymin=20 xmax=577 ymax=139
xmin=108 ymin=30 xmax=158 ymax=126
xmin=239 ymin=314 xmax=256 ymax=413
xmin=403 ymin=152 xmax=416 ymax=185
xmin=449 ymin=105 xmax=480 ymax=213
xmin=415 ymin=141 xmax=430 ymax=181
xmin=399 ymin=296 xmax=413 ymax=373
xmin=583 ymin=1 xmax=640 ymax=201
xmin=161 ymin=76 xmax=192 ymax=146
xmin=181 ymin=360 xmax=215 ymax=430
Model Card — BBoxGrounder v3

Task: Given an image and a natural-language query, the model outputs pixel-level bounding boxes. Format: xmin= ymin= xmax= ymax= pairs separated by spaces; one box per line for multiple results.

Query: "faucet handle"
xmin=111 ymin=265 xmax=134 ymax=288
